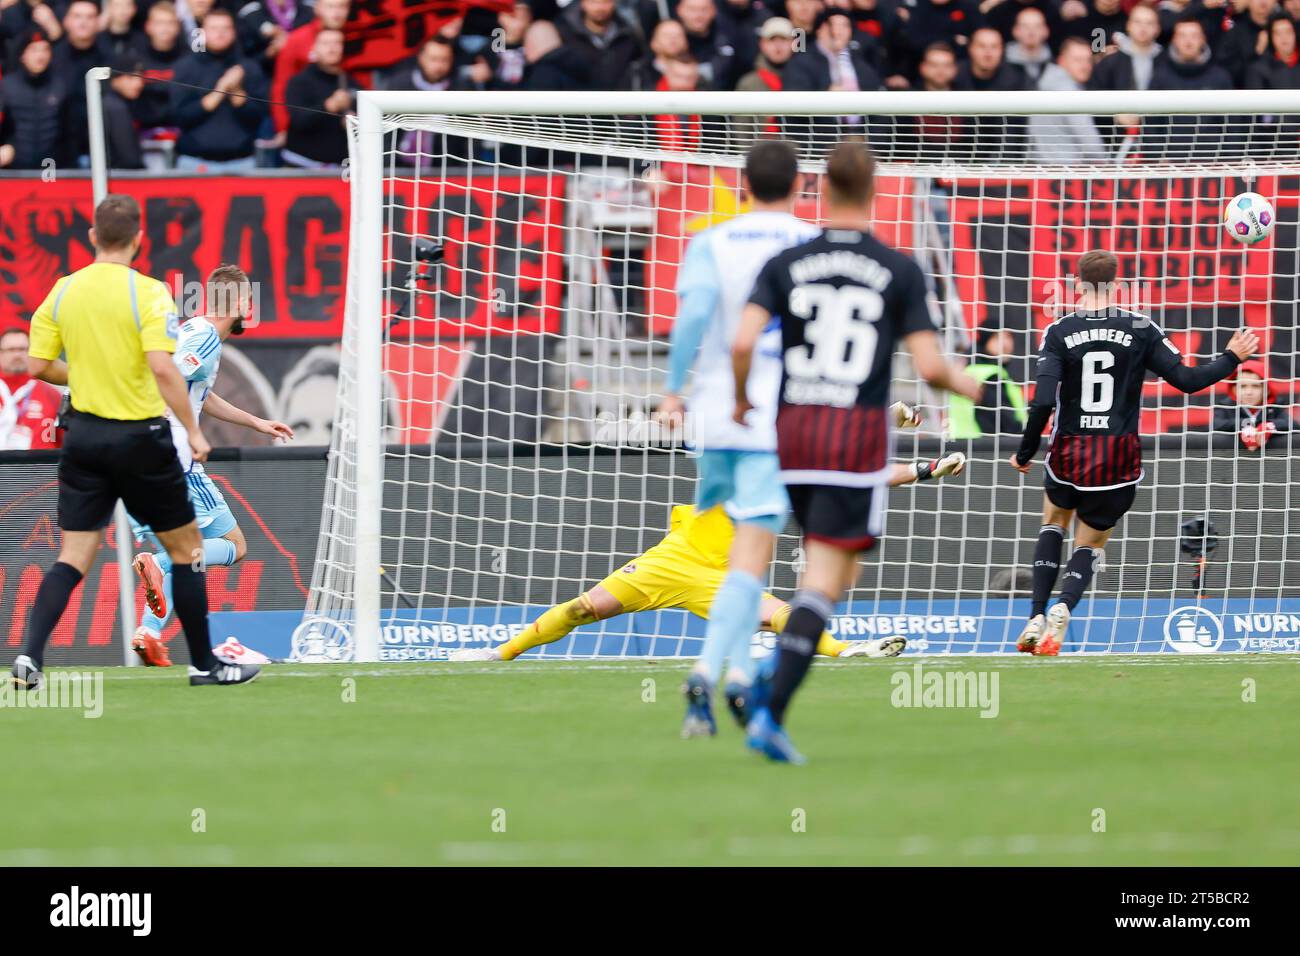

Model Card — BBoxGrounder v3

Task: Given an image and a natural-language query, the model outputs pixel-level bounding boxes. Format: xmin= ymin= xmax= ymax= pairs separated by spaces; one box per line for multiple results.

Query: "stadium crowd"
xmin=0 ymin=0 xmax=1296 ymax=170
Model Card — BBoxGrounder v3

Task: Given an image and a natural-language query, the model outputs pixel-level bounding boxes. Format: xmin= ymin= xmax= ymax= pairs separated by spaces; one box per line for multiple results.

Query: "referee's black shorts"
xmin=58 ymin=411 xmax=195 ymax=534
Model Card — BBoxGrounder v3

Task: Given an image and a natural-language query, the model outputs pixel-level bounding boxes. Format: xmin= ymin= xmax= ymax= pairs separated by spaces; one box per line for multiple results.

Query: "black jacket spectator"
xmin=1 ymin=38 xmax=69 ymax=169
xmin=50 ymin=32 xmax=114 ymax=162
xmin=1091 ymin=32 xmax=1164 ymax=90
xmin=676 ymin=0 xmax=741 ymax=90
xmin=782 ymin=40 xmax=883 ymax=92
xmin=1246 ymin=49 xmax=1300 ymax=88
xmin=103 ymin=86 xmax=145 ymax=169
xmin=1215 ymin=2 xmax=1277 ymax=86
xmin=521 ymin=45 xmax=593 ymax=91
xmin=984 ymin=0 xmax=1061 ymax=40
xmin=1061 ymin=0 xmax=1128 ymax=46
xmin=850 ymin=0 xmax=908 ymax=78
xmin=284 ymin=64 xmax=353 ymax=164
xmin=896 ymin=0 xmax=983 ymax=78
xmin=557 ymin=0 xmax=645 ymax=90
xmin=1212 ymin=402 xmax=1293 ymax=432
xmin=1147 ymin=22 xmax=1239 ymax=159
xmin=137 ymin=39 xmax=187 ymax=129
xmin=237 ymin=0 xmax=316 ymax=63
xmin=172 ymin=46 xmax=269 ymax=162
xmin=717 ymin=0 xmax=771 ymax=74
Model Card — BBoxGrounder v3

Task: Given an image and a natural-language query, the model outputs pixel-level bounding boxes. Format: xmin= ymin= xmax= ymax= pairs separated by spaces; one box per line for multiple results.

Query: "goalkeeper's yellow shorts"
xmin=597 ymin=539 xmax=732 ymax=618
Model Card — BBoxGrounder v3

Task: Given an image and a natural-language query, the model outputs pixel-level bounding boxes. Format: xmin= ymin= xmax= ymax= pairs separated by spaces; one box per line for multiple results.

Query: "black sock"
xmin=1058 ymin=547 xmax=1102 ymax=611
xmin=1030 ymin=525 xmax=1064 ymax=618
xmin=768 ymin=589 xmax=834 ymax=727
xmin=171 ymin=564 xmax=219 ymax=671
xmin=20 ymin=562 xmax=84 ymax=669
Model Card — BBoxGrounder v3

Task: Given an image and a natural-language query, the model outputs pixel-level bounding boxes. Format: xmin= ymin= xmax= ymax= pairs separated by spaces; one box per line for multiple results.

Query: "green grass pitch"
xmin=3 ymin=655 xmax=1298 ymax=865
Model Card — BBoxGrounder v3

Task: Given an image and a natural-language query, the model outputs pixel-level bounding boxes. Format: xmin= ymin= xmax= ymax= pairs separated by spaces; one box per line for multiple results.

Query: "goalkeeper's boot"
xmin=131 ymin=626 xmax=173 ymax=667
xmin=448 ymin=647 xmax=500 ymax=662
xmin=839 ymin=636 xmax=907 ymax=658
xmin=1017 ymin=615 xmax=1045 ymax=654
xmin=680 ymin=672 xmax=716 ymax=738
xmin=188 ymin=660 xmax=261 ymax=686
xmin=133 ymin=552 xmax=168 ymax=619
xmin=1036 ymin=603 xmax=1070 ymax=657
xmin=931 ymin=451 xmax=966 ymax=478
xmin=745 ymin=708 xmax=806 ymax=765
xmin=10 ymin=655 xmax=42 ymax=691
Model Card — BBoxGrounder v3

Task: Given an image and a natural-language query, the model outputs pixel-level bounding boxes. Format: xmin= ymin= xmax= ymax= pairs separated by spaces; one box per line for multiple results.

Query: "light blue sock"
xmin=203 ymin=538 xmax=239 ymax=568
xmin=141 ymin=540 xmax=238 ymax=633
xmin=698 ymin=570 xmax=764 ymax=684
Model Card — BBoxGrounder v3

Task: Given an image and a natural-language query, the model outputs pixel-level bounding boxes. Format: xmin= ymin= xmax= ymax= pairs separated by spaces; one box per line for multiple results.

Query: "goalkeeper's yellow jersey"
xmin=664 ymin=504 xmax=735 ymax=569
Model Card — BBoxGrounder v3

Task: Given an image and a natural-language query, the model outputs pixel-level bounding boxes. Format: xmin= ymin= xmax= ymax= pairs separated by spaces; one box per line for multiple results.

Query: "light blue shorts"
xmin=130 ymin=470 xmax=237 ymax=545
xmin=696 ymin=450 xmax=789 ymax=532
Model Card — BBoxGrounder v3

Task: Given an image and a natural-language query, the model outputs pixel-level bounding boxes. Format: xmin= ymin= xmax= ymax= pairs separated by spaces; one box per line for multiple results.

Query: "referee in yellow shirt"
xmin=9 ymin=195 xmax=259 ymax=688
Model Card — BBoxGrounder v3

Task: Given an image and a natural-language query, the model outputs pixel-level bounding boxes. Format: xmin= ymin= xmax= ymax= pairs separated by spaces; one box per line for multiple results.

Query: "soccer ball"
xmin=1224 ymin=192 xmax=1275 ymax=245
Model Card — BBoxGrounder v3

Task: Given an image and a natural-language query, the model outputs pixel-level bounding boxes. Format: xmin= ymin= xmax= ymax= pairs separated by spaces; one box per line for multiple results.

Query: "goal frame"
xmin=346 ymin=88 xmax=1300 ymax=662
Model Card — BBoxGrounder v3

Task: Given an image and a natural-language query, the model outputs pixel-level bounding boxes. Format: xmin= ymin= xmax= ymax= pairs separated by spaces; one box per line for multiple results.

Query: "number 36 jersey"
xmin=1034 ymin=308 xmax=1181 ymax=490
xmin=748 ymin=229 xmax=936 ymax=486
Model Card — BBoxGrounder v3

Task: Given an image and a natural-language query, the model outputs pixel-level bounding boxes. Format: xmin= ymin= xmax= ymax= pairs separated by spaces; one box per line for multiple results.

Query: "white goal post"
xmin=301 ymin=89 xmax=1300 ymax=663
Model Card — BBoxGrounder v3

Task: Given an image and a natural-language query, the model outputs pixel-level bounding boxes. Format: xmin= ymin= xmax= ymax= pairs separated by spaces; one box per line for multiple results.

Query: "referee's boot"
xmin=10 ymin=655 xmax=42 ymax=691
xmin=188 ymin=660 xmax=262 ymax=686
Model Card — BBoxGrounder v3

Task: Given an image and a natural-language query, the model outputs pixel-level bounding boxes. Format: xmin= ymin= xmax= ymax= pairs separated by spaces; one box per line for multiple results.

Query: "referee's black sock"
xmin=768 ymin=589 xmax=835 ymax=727
xmin=1058 ymin=547 xmax=1103 ymax=611
xmin=20 ymin=562 xmax=84 ymax=669
xmin=171 ymin=564 xmax=220 ymax=671
xmin=1030 ymin=525 xmax=1065 ymax=618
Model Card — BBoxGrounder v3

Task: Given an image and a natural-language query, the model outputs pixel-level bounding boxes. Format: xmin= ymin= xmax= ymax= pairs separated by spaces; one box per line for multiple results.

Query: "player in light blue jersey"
xmin=129 ymin=265 xmax=294 ymax=667
xmin=659 ymin=141 xmax=825 ymax=736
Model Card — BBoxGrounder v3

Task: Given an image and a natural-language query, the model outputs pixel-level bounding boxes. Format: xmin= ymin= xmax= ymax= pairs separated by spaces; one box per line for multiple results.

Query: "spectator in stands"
xmin=1005 ymin=6 xmax=1052 ymax=85
xmin=520 ymin=19 xmax=592 ymax=90
xmin=1151 ymin=16 xmax=1234 ymax=89
xmin=1214 ymin=360 xmax=1292 ymax=447
xmin=272 ymin=0 xmax=349 ymax=137
xmin=487 ymin=2 xmax=532 ymax=90
xmin=0 ymin=30 xmax=69 ymax=170
xmin=675 ymin=0 xmax=740 ymax=89
xmin=719 ymin=0 xmax=770 ymax=72
xmin=955 ymin=26 xmax=1027 ymax=159
xmin=845 ymin=0 xmax=909 ymax=86
xmin=733 ymin=16 xmax=796 ymax=146
xmin=1061 ymin=0 xmax=1127 ymax=45
xmin=906 ymin=41 xmax=965 ymax=159
xmin=1147 ymin=16 xmax=1238 ymax=158
xmin=178 ymin=0 xmax=216 ymax=41
xmin=983 ymin=0 xmax=1063 ymax=43
xmin=238 ymin=0 xmax=314 ymax=66
xmin=639 ymin=17 xmax=689 ymax=89
xmin=1217 ymin=0 xmax=1280 ymax=85
xmin=0 ymin=328 xmax=64 ymax=451
xmin=897 ymin=0 xmax=982 ymax=79
xmin=1 ymin=4 xmax=63 ymax=68
xmin=1091 ymin=3 xmax=1163 ymax=91
xmin=137 ymin=2 xmax=187 ymax=132
xmin=104 ymin=52 xmax=146 ymax=169
xmin=1028 ymin=35 xmax=1108 ymax=162
xmin=102 ymin=0 xmax=146 ymax=57
xmin=52 ymin=0 xmax=110 ymax=165
xmin=172 ymin=7 xmax=268 ymax=171
xmin=783 ymin=0 xmax=825 ymax=37
xmin=382 ymin=34 xmax=458 ymax=92
xmin=558 ymin=0 xmax=646 ymax=90
xmin=652 ymin=54 xmax=718 ymax=151
xmin=1246 ymin=15 xmax=1300 ymax=87
xmin=948 ymin=325 xmax=1028 ymax=438
xmin=956 ymin=25 xmax=1027 ymax=90
xmin=283 ymin=27 xmax=354 ymax=167
xmin=783 ymin=7 xmax=883 ymax=93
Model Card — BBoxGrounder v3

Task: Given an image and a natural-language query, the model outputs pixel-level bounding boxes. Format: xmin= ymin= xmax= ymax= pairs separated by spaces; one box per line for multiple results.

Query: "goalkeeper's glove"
xmin=891 ymin=401 xmax=923 ymax=429
xmin=914 ymin=451 xmax=966 ymax=481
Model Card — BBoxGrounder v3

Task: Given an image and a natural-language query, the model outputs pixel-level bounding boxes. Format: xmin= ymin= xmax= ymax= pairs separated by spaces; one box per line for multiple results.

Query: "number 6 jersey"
xmin=748 ymin=228 xmax=936 ymax=486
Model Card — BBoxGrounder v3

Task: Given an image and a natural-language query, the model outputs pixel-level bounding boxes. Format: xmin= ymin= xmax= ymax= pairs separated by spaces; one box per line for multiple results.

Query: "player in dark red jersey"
xmin=1010 ymin=249 xmax=1259 ymax=656
xmin=732 ymin=141 xmax=982 ymax=763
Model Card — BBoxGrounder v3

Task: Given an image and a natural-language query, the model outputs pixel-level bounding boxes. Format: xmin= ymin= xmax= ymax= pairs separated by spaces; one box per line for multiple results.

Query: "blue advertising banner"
xmin=221 ymin=597 xmax=1300 ymax=663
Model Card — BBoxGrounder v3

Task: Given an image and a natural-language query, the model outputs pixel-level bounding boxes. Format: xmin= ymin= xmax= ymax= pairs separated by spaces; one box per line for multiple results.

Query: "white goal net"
xmin=300 ymin=90 xmax=1300 ymax=662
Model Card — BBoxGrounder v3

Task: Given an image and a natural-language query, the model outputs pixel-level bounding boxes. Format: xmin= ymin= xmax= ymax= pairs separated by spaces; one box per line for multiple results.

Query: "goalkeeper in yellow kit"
xmin=449 ymin=439 xmax=966 ymax=664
